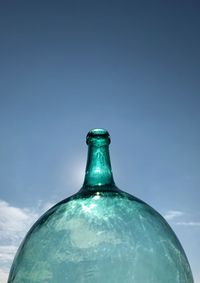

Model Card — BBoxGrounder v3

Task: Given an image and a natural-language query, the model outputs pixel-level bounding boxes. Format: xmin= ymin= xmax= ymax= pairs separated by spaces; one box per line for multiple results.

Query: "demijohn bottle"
xmin=8 ymin=129 xmax=194 ymax=283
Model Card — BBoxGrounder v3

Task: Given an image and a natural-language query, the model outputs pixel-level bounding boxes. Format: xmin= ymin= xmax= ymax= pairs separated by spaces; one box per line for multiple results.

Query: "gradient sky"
xmin=0 ymin=1 xmax=200 ymax=282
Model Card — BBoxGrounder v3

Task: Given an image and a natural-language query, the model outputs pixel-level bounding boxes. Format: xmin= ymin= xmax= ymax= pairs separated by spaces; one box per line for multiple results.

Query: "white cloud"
xmin=0 ymin=199 xmax=53 ymax=283
xmin=0 ymin=200 xmax=39 ymax=243
xmin=0 ymin=246 xmax=18 ymax=262
xmin=176 ymin=222 xmax=200 ymax=227
xmin=164 ymin=210 xmax=184 ymax=221
xmin=164 ymin=210 xmax=200 ymax=228
xmin=0 ymin=268 xmax=9 ymax=283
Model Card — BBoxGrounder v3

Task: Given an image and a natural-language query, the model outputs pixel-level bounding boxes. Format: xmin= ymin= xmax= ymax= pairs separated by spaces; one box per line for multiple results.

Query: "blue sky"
xmin=0 ymin=0 xmax=200 ymax=282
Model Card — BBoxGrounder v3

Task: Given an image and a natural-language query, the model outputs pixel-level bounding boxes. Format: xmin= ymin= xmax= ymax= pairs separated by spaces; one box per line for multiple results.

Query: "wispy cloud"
xmin=176 ymin=222 xmax=200 ymax=227
xmin=164 ymin=209 xmax=200 ymax=230
xmin=164 ymin=209 xmax=200 ymax=226
xmin=0 ymin=199 xmax=53 ymax=283
xmin=163 ymin=210 xmax=185 ymax=221
xmin=0 ymin=200 xmax=39 ymax=242
xmin=0 ymin=246 xmax=18 ymax=262
xmin=0 ymin=268 xmax=9 ymax=283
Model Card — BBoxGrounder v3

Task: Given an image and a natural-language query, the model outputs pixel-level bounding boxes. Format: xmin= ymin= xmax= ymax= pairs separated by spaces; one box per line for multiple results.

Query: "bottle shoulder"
xmin=27 ymin=188 xmax=173 ymax=239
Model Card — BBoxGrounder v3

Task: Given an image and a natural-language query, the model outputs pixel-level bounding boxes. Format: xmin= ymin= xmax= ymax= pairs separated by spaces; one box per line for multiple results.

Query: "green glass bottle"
xmin=8 ymin=129 xmax=194 ymax=283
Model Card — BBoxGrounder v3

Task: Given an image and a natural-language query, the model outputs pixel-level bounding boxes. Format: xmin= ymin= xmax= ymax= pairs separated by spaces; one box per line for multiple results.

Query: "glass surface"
xmin=8 ymin=129 xmax=194 ymax=283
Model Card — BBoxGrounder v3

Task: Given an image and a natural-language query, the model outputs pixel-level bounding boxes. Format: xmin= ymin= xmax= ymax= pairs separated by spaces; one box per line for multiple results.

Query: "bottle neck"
xmin=82 ymin=143 xmax=115 ymax=189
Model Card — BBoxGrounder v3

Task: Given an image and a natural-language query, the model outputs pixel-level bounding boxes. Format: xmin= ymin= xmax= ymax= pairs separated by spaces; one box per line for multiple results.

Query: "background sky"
xmin=0 ymin=0 xmax=200 ymax=282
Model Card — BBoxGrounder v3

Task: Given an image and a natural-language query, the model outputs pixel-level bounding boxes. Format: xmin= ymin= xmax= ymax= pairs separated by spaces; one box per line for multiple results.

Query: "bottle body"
xmin=8 ymin=190 xmax=193 ymax=283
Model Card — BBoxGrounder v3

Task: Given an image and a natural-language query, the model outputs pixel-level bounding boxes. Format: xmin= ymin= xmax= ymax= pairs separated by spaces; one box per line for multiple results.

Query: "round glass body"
xmin=9 ymin=190 xmax=193 ymax=283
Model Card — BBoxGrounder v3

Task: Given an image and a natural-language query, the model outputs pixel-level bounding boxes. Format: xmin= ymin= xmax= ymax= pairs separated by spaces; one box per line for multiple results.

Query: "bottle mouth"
xmin=86 ymin=128 xmax=111 ymax=145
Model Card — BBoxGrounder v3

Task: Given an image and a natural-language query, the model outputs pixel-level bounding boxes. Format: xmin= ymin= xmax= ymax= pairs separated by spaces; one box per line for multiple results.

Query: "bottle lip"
xmin=86 ymin=128 xmax=111 ymax=145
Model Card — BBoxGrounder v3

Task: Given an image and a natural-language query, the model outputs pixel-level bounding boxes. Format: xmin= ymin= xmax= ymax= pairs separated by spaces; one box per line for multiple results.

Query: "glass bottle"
xmin=8 ymin=129 xmax=194 ymax=283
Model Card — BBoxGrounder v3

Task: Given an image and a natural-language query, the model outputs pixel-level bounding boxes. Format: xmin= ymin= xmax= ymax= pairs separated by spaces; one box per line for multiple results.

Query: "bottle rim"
xmin=86 ymin=128 xmax=111 ymax=145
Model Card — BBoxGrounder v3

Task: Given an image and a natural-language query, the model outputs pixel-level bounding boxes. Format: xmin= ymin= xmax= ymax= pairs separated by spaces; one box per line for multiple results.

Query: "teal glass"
xmin=8 ymin=129 xmax=194 ymax=283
